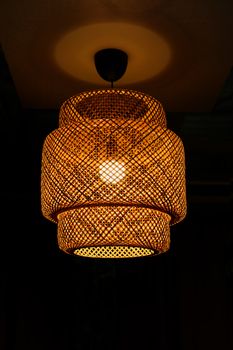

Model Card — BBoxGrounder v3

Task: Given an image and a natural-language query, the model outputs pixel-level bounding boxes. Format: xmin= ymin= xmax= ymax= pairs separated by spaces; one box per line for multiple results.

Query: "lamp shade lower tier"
xmin=57 ymin=206 xmax=171 ymax=258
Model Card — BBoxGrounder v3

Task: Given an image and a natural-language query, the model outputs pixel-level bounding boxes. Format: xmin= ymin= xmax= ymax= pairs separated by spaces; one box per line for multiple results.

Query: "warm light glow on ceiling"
xmin=54 ymin=22 xmax=171 ymax=85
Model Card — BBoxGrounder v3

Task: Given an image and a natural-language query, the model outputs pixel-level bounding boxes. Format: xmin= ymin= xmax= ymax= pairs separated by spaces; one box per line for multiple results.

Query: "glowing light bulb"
xmin=99 ymin=160 xmax=125 ymax=184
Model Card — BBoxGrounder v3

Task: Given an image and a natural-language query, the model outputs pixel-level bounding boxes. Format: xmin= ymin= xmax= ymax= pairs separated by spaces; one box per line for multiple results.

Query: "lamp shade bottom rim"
xmin=72 ymin=245 xmax=157 ymax=258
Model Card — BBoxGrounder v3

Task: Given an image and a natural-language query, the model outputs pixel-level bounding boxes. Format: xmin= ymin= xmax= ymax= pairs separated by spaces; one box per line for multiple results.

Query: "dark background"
xmin=1 ymin=47 xmax=233 ymax=350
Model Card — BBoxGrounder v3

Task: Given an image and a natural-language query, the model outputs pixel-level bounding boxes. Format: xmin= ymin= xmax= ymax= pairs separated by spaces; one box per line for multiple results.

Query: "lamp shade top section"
xmin=59 ymin=89 xmax=167 ymax=128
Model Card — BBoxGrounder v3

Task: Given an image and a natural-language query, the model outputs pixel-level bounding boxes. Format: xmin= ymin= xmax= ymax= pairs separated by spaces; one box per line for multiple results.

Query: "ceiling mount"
xmin=94 ymin=48 xmax=128 ymax=84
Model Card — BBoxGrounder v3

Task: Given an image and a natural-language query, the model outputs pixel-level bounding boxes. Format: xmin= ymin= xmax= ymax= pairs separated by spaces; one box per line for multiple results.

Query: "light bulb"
xmin=99 ymin=160 xmax=125 ymax=184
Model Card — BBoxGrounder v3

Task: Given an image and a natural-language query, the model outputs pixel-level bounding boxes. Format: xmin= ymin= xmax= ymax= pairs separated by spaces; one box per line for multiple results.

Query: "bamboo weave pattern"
xmin=41 ymin=89 xmax=186 ymax=258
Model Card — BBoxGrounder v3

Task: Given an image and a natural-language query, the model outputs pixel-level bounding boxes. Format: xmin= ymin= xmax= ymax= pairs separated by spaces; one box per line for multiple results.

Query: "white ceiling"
xmin=0 ymin=0 xmax=233 ymax=112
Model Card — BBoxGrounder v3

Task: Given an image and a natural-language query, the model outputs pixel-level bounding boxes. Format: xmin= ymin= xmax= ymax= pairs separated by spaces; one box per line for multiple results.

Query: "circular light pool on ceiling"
xmin=54 ymin=22 xmax=171 ymax=85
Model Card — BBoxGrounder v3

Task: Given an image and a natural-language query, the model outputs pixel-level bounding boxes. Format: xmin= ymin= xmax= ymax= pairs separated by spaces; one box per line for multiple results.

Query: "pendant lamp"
xmin=41 ymin=48 xmax=187 ymax=258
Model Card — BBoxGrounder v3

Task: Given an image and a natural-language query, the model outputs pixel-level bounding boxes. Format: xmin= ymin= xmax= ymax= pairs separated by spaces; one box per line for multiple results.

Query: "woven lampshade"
xmin=41 ymin=89 xmax=186 ymax=258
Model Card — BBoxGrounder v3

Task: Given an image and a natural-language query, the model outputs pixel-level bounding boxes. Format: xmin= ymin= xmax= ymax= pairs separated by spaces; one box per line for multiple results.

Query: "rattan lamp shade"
xmin=41 ymin=89 xmax=186 ymax=258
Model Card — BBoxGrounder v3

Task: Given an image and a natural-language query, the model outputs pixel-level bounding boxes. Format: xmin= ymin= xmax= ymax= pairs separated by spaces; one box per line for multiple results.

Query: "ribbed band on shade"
xmin=41 ymin=89 xmax=186 ymax=258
